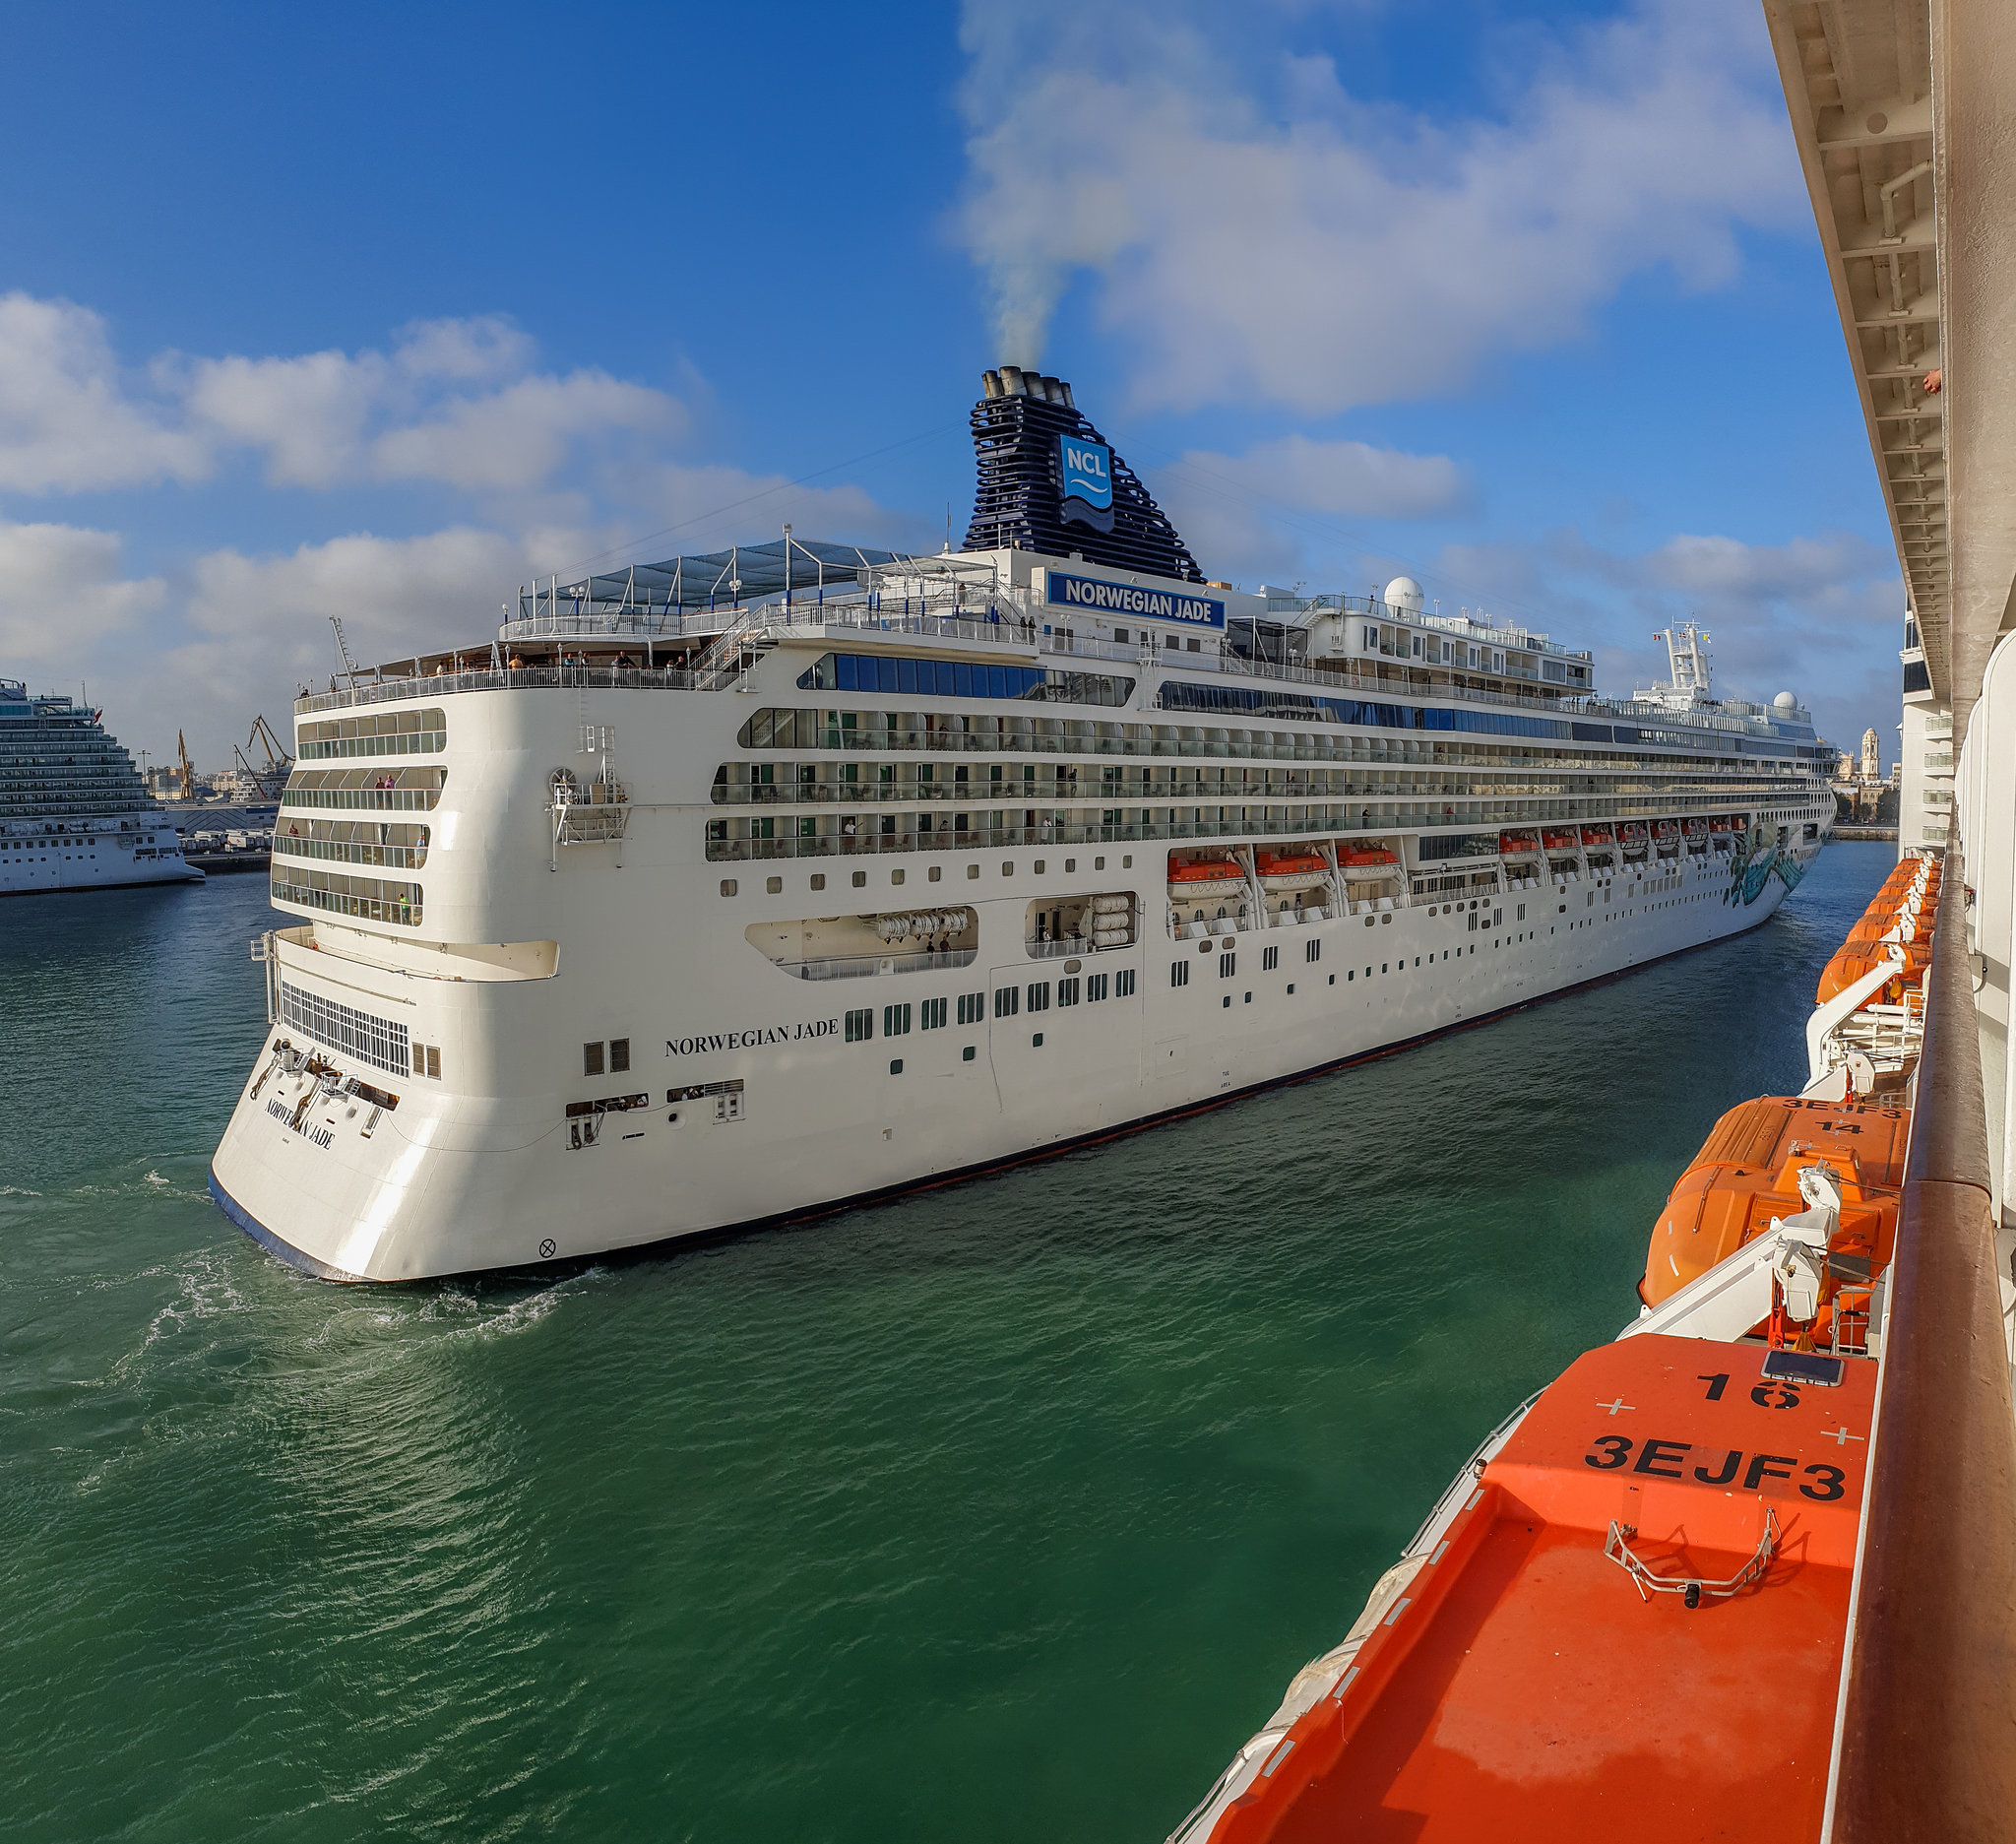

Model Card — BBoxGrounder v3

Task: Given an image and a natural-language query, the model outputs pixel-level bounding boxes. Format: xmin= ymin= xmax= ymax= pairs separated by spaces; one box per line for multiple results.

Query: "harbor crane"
xmin=231 ymin=715 xmax=294 ymax=802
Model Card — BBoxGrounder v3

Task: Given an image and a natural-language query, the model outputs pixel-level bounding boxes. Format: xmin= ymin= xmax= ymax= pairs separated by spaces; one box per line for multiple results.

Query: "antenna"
xmin=328 ymin=614 xmax=360 ymax=685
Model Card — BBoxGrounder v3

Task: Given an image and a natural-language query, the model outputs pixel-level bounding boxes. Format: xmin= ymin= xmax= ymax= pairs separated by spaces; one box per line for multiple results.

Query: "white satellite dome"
xmin=1383 ymin=575 xmax=1424 ymax=614
xmin=1773 ymin=691 xmax=1798 ymax=711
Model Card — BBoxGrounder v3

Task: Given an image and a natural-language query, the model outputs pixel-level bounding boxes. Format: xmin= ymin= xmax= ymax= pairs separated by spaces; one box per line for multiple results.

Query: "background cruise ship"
xmin=0 ymin=677 xmax=200 ymax=895
xmin=210 ymin=370 xmax=1834 ymax=1280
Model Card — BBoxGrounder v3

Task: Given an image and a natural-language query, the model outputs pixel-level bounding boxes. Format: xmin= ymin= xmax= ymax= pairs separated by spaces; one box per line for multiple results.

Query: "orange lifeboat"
xmin=1639 ymin=1094 xmax=1907 ymax=1349
xmin=1166 ymin=857 xmax=1245 ymax=900
xmin=1542 ymin=828 xmax=1579 ymax=851
xmin=1579 ymin=825 xmax=1614 ymax=846
xmin=1654 ymin=820 xmax=1678 ymax=841
xmin=1338 ymin=846 xmax=1399 ymax=880
xmin=1255 ymin=851 xmax=1329 ymax=892
xmin=1816 ymin=941 xmax=1929 ymax=1004
xmin=1708 ymin=816 xmax=1732 ymax=834
xmin=1618 ymin=822 xmax=1648 ymax=843
xmin=1497 ymin=830 xmax=1539 ymax=857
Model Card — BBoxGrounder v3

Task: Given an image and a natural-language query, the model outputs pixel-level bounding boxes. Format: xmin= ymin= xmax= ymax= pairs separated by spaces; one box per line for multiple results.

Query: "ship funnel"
xmin=981 ymin=369 xmax=1003 ymax=399
xmin=998 ymin=364 xmax=1027 ymax=397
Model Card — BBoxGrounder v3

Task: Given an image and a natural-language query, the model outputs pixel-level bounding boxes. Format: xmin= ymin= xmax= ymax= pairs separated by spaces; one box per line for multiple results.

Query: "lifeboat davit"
xmin=1542 ymin=828 xmax=1579 ymax=851
xmin=1338 ymin=846 xmax=1399 ymax=881
xmin=1639 ymin=1094 xmax=1908 ymax=1350
xmin=1618 ymin=822 xmax=1648 ymax=843
xmin=1683 ymin=818 xmax=1707 ymax=838
xmin=1166 ymin=857 xmax=1245 ymax=901
xmin=1654 ymin=819 xmax=1679 ymax=840
xmin=1255 ymin=851 xmax=1329 ymax=892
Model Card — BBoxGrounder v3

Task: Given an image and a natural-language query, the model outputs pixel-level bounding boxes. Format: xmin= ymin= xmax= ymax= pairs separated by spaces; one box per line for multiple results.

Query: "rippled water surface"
xmin=0 ymin=847 xmax=1887 ymax=1841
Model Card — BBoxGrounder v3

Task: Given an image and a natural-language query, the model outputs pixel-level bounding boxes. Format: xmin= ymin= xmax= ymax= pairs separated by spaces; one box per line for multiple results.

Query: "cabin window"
xmin=1306 ymin=939 xmax=1321 ymax=962
xmin=1262 ymin=946 xmax=1279 ymax=971
xmin=1027 ymin=982 xmax=1050 ymax=1013
xmin=1087 ymin=974 xmax=1109 ymax=1002
xmin=1171 ymin=960 xmax=1189 ymax=988
xmin=994 ymin=986 xmax=1019 ymax=1017
xmin=845 ymin=1009 xmax=873 ymax=1043
xmin=1057 ymin=978 xmax=1080 ymax=1007
xmin=920 ymin=997 xmax=948 ymax=1030
xmin=883 ymin=1003 xmax=912 ymax=1038
xmin=1220 ymin=952 xmax=1235 ymax=978
xmin=1115 ymin=970 xmax=1135 ymax=997
xmin=957 ymin=992 xmax=984 ymax=1025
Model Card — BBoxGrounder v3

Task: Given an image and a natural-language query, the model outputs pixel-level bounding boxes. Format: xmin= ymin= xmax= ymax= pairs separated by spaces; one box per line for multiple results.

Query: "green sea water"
xmin=0 ymin=846 xmax=1888 ymax=1842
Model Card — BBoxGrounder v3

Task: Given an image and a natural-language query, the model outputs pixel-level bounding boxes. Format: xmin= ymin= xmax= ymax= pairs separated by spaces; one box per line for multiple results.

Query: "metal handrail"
xmin=1827 ymin=820 xmax=2016 ymax=1839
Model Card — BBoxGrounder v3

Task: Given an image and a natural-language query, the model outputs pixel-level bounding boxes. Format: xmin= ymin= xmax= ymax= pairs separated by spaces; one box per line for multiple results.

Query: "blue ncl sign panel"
xmin=1058 ymin=435 xmax=1113 ymax=510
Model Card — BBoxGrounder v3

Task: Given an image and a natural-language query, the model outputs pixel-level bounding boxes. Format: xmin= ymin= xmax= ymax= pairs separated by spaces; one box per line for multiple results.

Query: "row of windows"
xmin=713 ymin=761 xmax=1803 ymax=805
xmin=842 ymin=971 xmax=1141 ymax=1041
xmin=297 ymin=707 xmax=446 ymax=758
xmin=271 ymin=869 xmax=423 ymax=926
xmin=282 ymin=766 xmax=446 ymax=813
xmin=796 ymin=653 xmax=1135 ymax=707
xmin=706 ymin=796 xmax=1819 ymax=861
xmin=734 ymin=705 xmax=1806 ymax=773
xmin=273 ymin=820 xmax=430 ymax=871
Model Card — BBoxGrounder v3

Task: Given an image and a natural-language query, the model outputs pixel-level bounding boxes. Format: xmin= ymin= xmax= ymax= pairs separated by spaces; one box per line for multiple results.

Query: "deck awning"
xmin=520 ymin=539 xmax=914 ymax=619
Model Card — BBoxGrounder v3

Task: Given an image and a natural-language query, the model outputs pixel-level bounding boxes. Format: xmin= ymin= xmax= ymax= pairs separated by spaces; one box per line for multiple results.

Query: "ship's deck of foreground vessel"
xmin=1222 ymin=1335 xmax=1871 ymax=1843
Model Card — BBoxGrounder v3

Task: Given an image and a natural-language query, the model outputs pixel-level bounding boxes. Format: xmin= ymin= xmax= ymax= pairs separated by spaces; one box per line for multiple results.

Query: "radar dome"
xmin=1773 ymin=691 xmax=1798 ymax=711
xmin=1383 ymin=575 xmax=1424 ymax=614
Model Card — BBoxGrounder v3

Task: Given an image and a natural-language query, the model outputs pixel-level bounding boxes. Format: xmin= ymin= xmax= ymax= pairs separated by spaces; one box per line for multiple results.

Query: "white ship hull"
xmin=0 ymin=821 xmax=202 ymax=895
xmin=209 ymin=645 xmax=1826 ymax=1283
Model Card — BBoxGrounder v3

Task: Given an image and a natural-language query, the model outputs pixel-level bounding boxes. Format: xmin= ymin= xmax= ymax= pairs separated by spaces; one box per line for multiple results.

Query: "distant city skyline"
xmin=0 ymin=0 xmax=1902 ymax=767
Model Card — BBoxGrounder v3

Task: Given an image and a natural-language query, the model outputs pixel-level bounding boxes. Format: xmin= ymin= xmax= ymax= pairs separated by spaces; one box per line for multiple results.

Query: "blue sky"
xmin=1 ymin=0 xmax=1901 ymax=767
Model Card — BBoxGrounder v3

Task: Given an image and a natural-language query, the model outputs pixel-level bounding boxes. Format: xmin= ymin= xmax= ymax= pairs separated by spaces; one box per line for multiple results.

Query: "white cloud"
xmin=1145 ymin=435 xmax=1469 ymax=584
xmin=0 ymin=295 xmax=207 ymax=492
xmin=0 ymin=297 xmax=688 ymax=497
xmin=374 ymin=372 xmax=679 ymax=492
xmin=956 ymin=0 xmax=1801 ymax=413
xmin=0 ymin=519 xmax=166 ymax=665
xmin=181 ymin=349 xmax=391 ymax=488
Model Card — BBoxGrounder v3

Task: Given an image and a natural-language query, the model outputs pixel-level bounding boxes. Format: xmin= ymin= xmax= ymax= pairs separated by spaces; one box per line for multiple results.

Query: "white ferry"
xmin=209 ymin=369 xmax=1833 ymax=1280
xmin=0 ymin=678 xmax=201 ymax=895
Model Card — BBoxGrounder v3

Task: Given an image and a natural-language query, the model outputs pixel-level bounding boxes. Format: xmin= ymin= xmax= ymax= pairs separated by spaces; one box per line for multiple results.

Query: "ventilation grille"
xmin=280 ymin=980 xmax=410 ymax=1077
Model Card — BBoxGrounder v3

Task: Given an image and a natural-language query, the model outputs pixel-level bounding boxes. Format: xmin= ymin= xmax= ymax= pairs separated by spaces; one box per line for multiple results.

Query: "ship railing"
xmin=704 ymin=803 xmax=1803 ymax=861
xmin=1826 ymin=815 xmax=2016 ymax=1838
xmin=769 ymin=947 xmax=979 ymax=982
xmin=295 ymin=663 xmax=700 ymax=716
xmin=293 ymin=634 xmax=1815 ymax=762
xmin=1020 ymin=933 xmax=1139 ymax=959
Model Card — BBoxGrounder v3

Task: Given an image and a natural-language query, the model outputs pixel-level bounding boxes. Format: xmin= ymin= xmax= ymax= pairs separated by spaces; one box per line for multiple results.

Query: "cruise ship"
xmin=209 ymin=370 xmax=1834 ymax=1281
xmin=0 ymin=679 xmax=200 ymax=895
